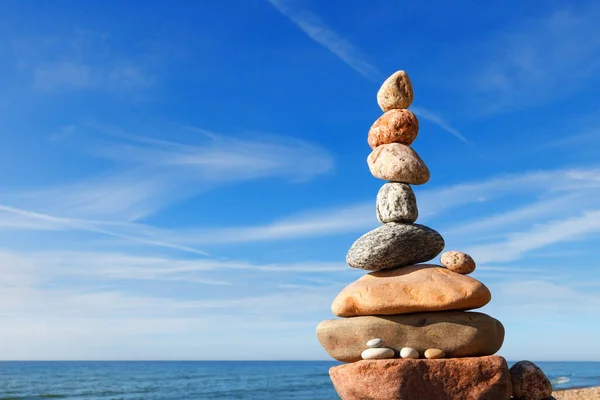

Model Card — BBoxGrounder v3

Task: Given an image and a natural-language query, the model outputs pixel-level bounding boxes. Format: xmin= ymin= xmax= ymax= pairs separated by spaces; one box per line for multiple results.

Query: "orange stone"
xmin=368 ymin=109 xmax=419 ymax=149
xmin=330 ymin=356 xmax=512 ymax=400
xmin=331 ymin=264 xmax=491 ymax=317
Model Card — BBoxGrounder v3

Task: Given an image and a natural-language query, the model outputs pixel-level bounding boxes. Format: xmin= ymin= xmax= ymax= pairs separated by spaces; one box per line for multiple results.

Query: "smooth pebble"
xmin=400 ymin=347 xmax=419 ymax=359
xmin=441 ymin=251 xmax=476 ymax=274
xmin=424 ymin=348 xmax=446 ymax=359
xmin=361 ymin=347 xmax=396 ymax=360
xmin=367 ymin=338 xmax=383 ymax=348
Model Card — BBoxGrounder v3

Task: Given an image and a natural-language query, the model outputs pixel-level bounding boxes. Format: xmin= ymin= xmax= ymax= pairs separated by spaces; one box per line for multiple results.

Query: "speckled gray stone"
xmin=376 ymin=182 xmax=418 ymax=223
xmin=346 ymin=223 xmax=445 ymax=271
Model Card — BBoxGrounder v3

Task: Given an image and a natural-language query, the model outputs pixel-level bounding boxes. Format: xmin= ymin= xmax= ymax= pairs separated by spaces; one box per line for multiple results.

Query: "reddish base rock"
xmin=329 ymin=356 xmax=511 ymax=400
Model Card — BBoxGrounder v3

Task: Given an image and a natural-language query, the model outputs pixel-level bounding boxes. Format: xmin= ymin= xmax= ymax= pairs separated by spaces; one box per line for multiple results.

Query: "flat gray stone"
xmin=346 ymin=223 xmax=445 ymax=271
xmin=376 ymin=182 xmax=418 ymax=223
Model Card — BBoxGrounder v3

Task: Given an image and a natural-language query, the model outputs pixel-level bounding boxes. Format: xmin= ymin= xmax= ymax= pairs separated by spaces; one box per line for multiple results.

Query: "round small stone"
xmin=368 ymin=109 xmax=419 ymax=149
xmin=424 ymin=349 xmax=446 ymax=359
xmin=510 ymin=361 xmax=552 ymax=400
xmin=399 ymin=347 xmax=419 ymax=359
xmin=441 ymin=251 xmax=476 ymax=274
xmin=366 ymin=338 xmax=383 ymax=348
xmin=361 ymin=347 xmax=395 ymax=360
xmin=377 ymin=70 xmax=414 ymax=111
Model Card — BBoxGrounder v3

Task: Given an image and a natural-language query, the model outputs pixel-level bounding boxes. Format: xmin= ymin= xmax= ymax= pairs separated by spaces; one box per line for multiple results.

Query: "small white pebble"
xmin=361 ymin=347 xmax=395 ymax=360
xmin=366 ymin=338 xmax=383 ymax=348
xmin=400 ymin=347 xmax=419 ymax=359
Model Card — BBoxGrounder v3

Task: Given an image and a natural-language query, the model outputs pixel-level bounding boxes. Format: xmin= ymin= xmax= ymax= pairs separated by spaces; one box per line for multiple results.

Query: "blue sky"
xmin=1 ymin=0 xmax=599 ymax=361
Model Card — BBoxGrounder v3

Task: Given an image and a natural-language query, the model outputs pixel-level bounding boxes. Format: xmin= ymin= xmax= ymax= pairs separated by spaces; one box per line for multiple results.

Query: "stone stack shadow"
xmin=316 ymin=70 xmax=513 ymax=400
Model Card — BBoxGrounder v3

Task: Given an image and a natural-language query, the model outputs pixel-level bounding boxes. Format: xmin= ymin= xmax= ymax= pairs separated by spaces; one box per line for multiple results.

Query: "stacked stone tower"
xmin=316 ymin=70 xmax=512 ymax=399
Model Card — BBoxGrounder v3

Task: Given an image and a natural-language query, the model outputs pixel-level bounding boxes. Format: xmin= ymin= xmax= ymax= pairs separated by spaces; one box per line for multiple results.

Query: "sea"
xmin=0 ymin=361 xmax=599 ymax=400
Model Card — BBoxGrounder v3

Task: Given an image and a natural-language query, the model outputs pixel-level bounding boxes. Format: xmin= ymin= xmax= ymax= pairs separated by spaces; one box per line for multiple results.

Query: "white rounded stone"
xmin=366 ymin=338 xmax=383 ymax=348
xmin=361 ymin=347 xmax=395 ymax=360
xmin=400 ymin=347 xmax=419 ymax=359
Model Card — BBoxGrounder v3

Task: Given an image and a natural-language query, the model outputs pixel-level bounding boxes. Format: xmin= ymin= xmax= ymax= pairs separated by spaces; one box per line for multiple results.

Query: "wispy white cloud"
xmin=411 ymin=106 xmax=469 ymax=143
xmin=466 ymin=209 xmax=600 ymax=264
xmin=116 ymin=167 xmax=600 ymax=246
xmin=418 ymin=168 xmax=600 ymax=219
xmin=4 ymin=165 xmax=600 ymax=258
xmin=468 ymin=2 xmax=600 ymax=112
xmin=268 ymin=0 xmax=382 ymax=81
xmin=268 ymin=0 xmax=467 ymax=142
xmin=178 ymin=202 xmax=375 ymax=244
xmin=0 ymin=204 xmax=210 ymax=255
xmin=540 ymin=128 xmax=600 ymax=149
xmin=444 ymin=194 xmax=585 ymax=236
xmin=0 ymin=246 xmax=342 ymax=359
xmin=12 ymin=30 xmax=157 ymax=93
xmin=2 ymin=126 xmax=333 ymax=222
xmin=32 ymin=62 xmax=95 ymax=90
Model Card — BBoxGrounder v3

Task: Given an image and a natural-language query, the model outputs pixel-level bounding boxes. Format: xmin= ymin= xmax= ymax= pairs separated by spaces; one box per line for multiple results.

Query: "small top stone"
xmin=441 ymin=251 xmax=476 ymax=274
xmin=377 ymin=70 xmax=414 ymax=111
xmin=367 ymin=338 xmax=383 ymax=348
xmin=510 ymin=361 xmax=552 ymax=400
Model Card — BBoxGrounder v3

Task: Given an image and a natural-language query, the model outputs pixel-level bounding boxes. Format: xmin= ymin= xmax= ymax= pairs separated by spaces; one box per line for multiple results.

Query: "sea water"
xmin=0 ymin=361 xmax=598 ymax=399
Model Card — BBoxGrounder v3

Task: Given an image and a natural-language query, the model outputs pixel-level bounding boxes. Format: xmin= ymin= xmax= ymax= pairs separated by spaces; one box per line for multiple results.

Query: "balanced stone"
xmin=400 ymin=347 xmax=419 ymax=359
xmin=329 ymin=356 xmax=512 ymax=400
xmin=367 ymin=338 xmax=383 ymax=348
xmin=376 ymin=182 xmax=418 ymax=223
xmin=424 ymin=349 xmax=445 ymax=359
xmin=367 ymin=143 xmax=430 ymax=184
xmin=361 ymin=347 xmax=395 ymax=360
xmin=368 ymin=109 xmax=419 ymax=148
xmin=316 ymin=311 xmax=505 ymax=363
xmin=377 ymin=70 xmax=414 ymax=111
xmin=346 ymin=223 xmax=444 ymax=271
xmin=441 ymin=250 xmax=476 ymax=274
xmin=331 ymin=264 xmax=491 ymax=317
xmin=510 ymin=361 xmax=552 ymax=400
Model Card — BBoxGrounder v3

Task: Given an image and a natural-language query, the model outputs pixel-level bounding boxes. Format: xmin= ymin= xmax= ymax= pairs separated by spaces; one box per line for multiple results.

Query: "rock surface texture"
xmin=330 ymin=356 xmax=512 ymax=400
xmin=376 ymin=182 xmax=418 ymax=223
xmin=316 ymin=311 xmax=505 ymax=362
xmin=367 ymin=143 xmax=430 ymax=184
xmin=441 ymin=250 xmax=477 ymax=274
xmin=331 ymin=264 xmax=491 ymax=317
xmin=316 ymin=68 xmax=526 ymax=399
xmin=346 ymin=223 xmax=444 ymax=271
xmin=376 ymin=70 xmax=414 ymax=111
xmin=510 ymin=360 xmax=553 ymax=400
xmin=368 ymin=109 xmax=419 ymax=148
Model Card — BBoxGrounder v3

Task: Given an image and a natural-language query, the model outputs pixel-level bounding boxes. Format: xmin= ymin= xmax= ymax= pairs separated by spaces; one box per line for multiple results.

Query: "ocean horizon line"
xmin=1 ymin=359 xmax=599 ymax=362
